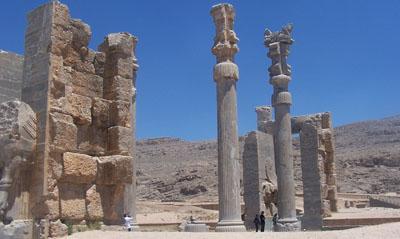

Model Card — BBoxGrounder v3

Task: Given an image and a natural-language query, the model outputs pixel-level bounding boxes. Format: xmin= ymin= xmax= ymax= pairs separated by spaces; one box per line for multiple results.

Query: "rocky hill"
xmin=136 ymin=115 xmax=400 ymax=201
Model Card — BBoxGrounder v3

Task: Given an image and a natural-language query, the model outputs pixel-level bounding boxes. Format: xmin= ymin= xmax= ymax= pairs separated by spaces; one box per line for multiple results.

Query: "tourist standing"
xmin=123 ymin=213 xmax=133 ymax=231
xmin=253 ymin=214 xmax=260 ymax=232
xmin=260 ymin=211 xmax=266 ymax=232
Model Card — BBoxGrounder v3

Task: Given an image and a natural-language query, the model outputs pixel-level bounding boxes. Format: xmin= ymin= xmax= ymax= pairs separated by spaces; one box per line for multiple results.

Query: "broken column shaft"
xmin=211 ymin=3 xmax=245 ymax=232
xmin=264 ymin=24 xmax=300 ymax=231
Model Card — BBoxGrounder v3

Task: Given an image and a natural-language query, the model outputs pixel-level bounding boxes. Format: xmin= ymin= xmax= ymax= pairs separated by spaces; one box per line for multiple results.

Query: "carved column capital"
xmin=211 ymin=3 xmax=239 ymax=64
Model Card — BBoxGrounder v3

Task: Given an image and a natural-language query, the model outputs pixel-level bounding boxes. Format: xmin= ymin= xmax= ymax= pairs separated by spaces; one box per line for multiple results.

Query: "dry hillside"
xmin=136 ymin=115 xmax=400 ymax=201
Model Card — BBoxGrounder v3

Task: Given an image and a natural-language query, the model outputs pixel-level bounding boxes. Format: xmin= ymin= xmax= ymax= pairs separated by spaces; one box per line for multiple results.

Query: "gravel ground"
xmin=65 ymin=222 xmax=400 ymax=239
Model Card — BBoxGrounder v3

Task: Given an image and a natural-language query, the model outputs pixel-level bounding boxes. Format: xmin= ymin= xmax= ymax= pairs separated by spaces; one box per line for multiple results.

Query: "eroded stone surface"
xmin=97 ymin=155 xmax=133 ymax=185
xmin=211 ymin=3 xmax=245 ymax=232
xmin=49 ymin=219 xmax=68 ymax=238
xmin=62 ymin=152 xmax=97 ymax=184
xmin=10 ymin=1 xmax=138 ymax=235
xmin=0 ymin=101 xmax=37 ymax=221
xmin=265 ymin=24 xmax=299 ymax=231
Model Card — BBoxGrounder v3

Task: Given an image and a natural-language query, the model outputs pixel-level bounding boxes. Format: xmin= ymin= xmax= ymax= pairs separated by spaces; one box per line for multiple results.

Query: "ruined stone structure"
xmin=0 ymin=101 xmax=37 ymax=221
xmin=264 ymin=24 xmax=300 ymax=231
xmin=0 ymin=51 xmax=23 ymax=103
xmin=211 ymin=3 xmax=245 ymax=232
xmin=243 ymin=107 xmax=277 ymax=230
xmin=243 ymin=131 xmax=267 ymax=230
xmin=292 ymin=113 xmax=338 ymax=230
xmin=0 ymin=1 xmax=139 ymax=238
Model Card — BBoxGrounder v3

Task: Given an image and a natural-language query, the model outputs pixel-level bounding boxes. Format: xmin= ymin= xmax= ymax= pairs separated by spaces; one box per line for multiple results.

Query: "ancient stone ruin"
xmin=293 ymin=112 xmax=338 ymax=229
xmin=242 ymin=25 xmax=339 ymax=231
xmin=0 ymin=1 xmax=346 ymax=237
xmin=0 ymin=1 xmax=138 ymax=238
xmin=264 ymin=23 xmax=300 ymax=231
xmin=210 ymin=3 xmax=246 ymax=232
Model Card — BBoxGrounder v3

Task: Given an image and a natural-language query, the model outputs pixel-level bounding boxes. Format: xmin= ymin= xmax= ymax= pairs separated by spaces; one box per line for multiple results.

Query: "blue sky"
xmin=1 ymin=1 xmax=400 ymax=140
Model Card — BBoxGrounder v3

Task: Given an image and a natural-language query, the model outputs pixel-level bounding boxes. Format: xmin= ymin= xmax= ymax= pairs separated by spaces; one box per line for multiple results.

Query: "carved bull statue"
xmin=0 ymin=101 xmax=37 ymax=222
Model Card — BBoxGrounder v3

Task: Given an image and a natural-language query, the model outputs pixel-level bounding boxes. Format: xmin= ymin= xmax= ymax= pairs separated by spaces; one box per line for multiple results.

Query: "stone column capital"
xmin=213 ymin=61 xmax=239 ymax=82
xmin=211 ymin=3 xmax=239 ymax=63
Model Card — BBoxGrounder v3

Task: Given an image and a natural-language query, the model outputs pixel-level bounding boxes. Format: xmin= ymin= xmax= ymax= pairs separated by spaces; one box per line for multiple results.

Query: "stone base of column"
xmin=184 ymin=223 xmax=209 ymax=232
xmin=274 ymin=218 xmax=301 ymax=232
xmin=215 ymin=220 xmax=246 ymax=232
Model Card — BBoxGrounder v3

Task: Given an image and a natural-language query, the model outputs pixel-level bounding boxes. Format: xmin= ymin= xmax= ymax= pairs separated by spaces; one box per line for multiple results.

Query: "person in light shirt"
xmin=123 ymin=213 xmax=133 ymax=231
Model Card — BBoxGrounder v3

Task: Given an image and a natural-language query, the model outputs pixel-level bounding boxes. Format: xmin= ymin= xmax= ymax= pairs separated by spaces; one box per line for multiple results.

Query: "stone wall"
xmin=0 ymin=51 xmax=23 ymax=103
xmin=243 ymin=131 xmax=267 ymax=229
xmin=19 ymin=2 xmax=136 ymax=237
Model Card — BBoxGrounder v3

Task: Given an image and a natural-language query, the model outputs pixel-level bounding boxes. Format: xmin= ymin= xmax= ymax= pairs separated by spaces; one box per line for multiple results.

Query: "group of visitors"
xmin=253 ymin=211 xmax=278 ymax=232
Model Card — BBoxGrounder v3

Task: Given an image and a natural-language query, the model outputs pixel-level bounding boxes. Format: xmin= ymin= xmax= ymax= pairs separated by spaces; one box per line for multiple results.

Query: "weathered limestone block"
xmin=99 ymin=33 xmax=136 ymax=57
xmin=0 ymin=101 xmax=37 ymax=220
xmin=0 ymin=220 xmax=33 ymax=239
xmin=49 ymin=112 xmax=77 ymax=152
xmin=43 ymin=198 xmax=60 ymax=221
xmin=77 ymin=125 xmax=107 ymax=156
xmin=49 ymin=219 xmax=68 ymax=238
xmin=67 ymin=93 xmax=92 ymax=125
xmin=47 ymin=151 xmax=63 ymax=193
xmin=104 ymin=56 xmax=134 ymax=79
xmin=100 ymin=33 xmax=135 ymax=104
xmin=107 ymin=126 xmax=132 ymax=155
xmin=70 ymin=19 xmax=91 ymax=51
xmin=70 ymin=70 xmax=103 ymax=98
xmin=61 ymin=152 xmax=97 ymax=184
xmin=97 ymin=155 xmax=133 ymax=185
xmin=109 ymin=100 xmax=130 ymax=127
xmin=93 ymin=52 xmax=106 ymax=76
xmin=53 ymin=2 xmax=70 ymax=27
xmin=59 ymin=183 xmax=86 ymax=221
xmin=98 ymin=184 xmax=124 ymax=224
xmin=51 ymin=2 xmax=73 ymax=57
xmin=86 ymin=185 xmax=103 ymax=220
xmin=92 ymin=97 xmax=110 ymax=127
xmin=49 ymin=55 xmax=67 ymax=99
xmin=103 ymin=76 xmax=132 ymax=102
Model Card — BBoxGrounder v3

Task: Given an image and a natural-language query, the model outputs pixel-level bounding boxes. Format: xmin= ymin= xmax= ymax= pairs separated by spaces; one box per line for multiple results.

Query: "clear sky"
xmin=1 ymin=1 xmax=399 ymax=141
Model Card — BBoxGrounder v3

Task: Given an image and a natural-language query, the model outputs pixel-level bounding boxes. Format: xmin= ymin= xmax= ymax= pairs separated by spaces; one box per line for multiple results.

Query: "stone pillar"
xmin=300 ymin=123 xmax=323 ymax=230
xmin=255 ymin=106 xmax=273 ymax=133
xmin=210 ymin=3 xmax=245 ymax=232
xmin=21 ymin=1 xmax=55 ymax=220
xmin=99 ymin=32 xmax=137 ymax=225
xmin=243 ymin=131 xmax=267 ymax=230
xmin=264 ymin=24 xmax=300 ymax=231
xmin=321 ymin=113 xmax=338 ymax=212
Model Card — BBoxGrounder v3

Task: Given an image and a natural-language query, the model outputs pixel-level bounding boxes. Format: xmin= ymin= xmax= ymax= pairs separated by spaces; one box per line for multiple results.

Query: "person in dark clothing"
xmin=253 ymin=214 xmax=260 ymax=232
xmin=260 ymin=211 xmax=266 ymax=232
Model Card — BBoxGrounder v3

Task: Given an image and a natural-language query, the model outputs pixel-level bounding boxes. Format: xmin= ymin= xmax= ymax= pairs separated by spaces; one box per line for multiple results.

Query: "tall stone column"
xmin=264 ymin=24 xmax=300 ymax=231
xmin=211 ymin=3 xmax=245 ymax=232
